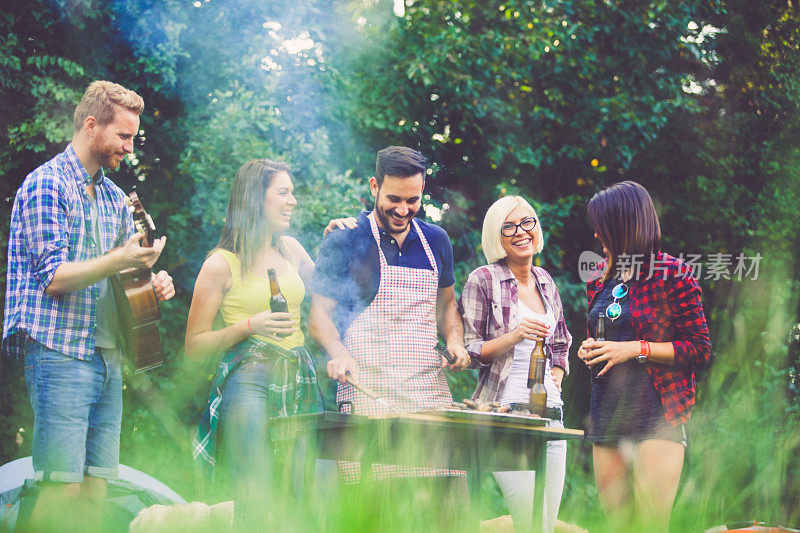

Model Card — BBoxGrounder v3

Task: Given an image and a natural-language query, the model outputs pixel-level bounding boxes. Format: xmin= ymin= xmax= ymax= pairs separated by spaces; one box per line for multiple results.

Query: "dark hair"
xmin=375 ymin=146 xmax=427 ymax=187
xmin=587 ymin=180 xmax=661 ymax=281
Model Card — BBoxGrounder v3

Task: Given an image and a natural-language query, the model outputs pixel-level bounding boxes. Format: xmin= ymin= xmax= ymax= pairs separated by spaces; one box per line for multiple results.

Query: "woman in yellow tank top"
xmin=185 ymin=159 xmax=350 ymax=528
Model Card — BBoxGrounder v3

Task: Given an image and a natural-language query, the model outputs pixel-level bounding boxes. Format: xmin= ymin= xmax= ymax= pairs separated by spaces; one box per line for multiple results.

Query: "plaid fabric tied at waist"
xmin=192 ymin=338 xmax=322 ymax=479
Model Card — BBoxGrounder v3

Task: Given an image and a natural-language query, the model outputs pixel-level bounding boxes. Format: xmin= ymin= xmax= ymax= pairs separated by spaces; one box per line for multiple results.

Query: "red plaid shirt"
xmin=586 ymin=251 xmax=712 ymax=425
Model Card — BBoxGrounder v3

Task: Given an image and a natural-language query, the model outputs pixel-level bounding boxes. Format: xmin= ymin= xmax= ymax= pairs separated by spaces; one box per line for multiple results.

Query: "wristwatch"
xmin=637 ymin=340 xmax=650 ymax=364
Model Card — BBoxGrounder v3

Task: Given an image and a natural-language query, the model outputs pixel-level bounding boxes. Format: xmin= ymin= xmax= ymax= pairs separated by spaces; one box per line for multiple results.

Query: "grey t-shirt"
xmin=88 ymin=192 xmax=119 ymax=349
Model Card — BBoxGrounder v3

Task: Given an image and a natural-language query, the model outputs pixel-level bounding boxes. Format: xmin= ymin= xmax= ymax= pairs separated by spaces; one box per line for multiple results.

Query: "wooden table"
xmin=273 ymin=410 xmax=584 ymax=532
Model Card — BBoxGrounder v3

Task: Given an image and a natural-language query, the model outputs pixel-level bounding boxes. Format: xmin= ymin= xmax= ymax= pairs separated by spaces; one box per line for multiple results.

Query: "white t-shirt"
xmin=500 ymin=300 xmax=563 ymax=408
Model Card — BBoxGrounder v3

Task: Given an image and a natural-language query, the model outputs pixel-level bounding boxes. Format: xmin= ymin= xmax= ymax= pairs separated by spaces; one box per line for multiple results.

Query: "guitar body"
xmin=113 ymin=192 xmax=164 ymax=373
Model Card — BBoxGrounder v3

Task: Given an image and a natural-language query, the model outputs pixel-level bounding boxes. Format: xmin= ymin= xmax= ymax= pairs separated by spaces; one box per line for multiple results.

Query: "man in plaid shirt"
xmin=2 ymin=81 xmax=174 ymax=532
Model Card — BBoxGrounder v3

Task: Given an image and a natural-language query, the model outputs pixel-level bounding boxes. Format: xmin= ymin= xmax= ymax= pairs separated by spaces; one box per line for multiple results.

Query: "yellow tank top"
xmin=214 ymin=249 xmax=305 ymax=350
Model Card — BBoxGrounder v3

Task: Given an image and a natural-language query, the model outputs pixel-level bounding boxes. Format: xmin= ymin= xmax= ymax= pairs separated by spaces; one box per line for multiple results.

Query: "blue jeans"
xmin=24 ymin=340 xmax=122 ymax=482
xmin=219 ymin=358 xmax=276 ymax=528
xmin=219 ymin=354 xmax=325 ymax=528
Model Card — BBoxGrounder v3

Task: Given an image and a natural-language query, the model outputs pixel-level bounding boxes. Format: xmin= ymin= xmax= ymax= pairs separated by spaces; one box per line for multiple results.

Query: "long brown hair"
xmin=587 ymin=180 xmax=661 ymax=281
xmin=214 ymin=159 xmax=294 ymax=274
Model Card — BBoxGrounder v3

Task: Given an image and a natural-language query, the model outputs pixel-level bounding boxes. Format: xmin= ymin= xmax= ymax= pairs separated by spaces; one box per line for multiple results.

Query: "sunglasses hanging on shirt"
xmin=605 ymin=282 xmax=628 ymax=322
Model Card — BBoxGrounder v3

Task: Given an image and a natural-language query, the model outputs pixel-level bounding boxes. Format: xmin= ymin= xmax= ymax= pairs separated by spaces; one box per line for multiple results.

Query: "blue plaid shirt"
xmin=2 ymin=144 xmax=134 ymax=361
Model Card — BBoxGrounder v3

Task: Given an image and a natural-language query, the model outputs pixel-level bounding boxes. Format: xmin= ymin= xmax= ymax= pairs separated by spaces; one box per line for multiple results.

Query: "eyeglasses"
xmin=605 ymin=282 xmax=628 ymax=321
xmin=501 ymin=217 xmax=538 ymax=237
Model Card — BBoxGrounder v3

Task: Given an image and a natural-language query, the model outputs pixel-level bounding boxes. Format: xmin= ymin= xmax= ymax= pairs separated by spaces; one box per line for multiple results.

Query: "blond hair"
xmin=481 ymin=195 xmax=544 ymax=264
xmin=73 ymin=80 xmax=144 ymax=131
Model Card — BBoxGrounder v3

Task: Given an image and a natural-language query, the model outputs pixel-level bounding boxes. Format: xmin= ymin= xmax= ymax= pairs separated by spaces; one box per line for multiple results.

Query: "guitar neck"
xmin=138 ymin=215 xmax=155 ymax=247
xmin=127 ymin=192 xmax=156 ymax=248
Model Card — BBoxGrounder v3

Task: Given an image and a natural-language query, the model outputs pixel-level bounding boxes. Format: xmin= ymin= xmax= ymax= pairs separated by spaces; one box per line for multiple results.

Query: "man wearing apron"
xmin=310 ymin=146 xmax=470 ymax=489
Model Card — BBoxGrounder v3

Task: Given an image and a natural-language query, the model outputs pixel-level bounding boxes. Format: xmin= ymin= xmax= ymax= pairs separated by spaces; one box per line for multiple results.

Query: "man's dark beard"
xmin=376 ymin=205 xmax=415 ymax=235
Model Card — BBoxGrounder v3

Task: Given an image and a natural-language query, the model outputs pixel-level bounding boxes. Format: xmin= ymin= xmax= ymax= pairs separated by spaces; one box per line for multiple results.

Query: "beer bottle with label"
xmin=528 ymin=339 xmax=547 ymax=417
xmin=267 ymin=268 xmax=290 ymax=337
xmin=591 ymin=313 xmax=607 ymax=382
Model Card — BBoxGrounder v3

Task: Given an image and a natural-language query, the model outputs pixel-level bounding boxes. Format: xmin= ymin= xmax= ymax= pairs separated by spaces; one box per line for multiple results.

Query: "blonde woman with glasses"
xmin=459 ymin=195 xmax=572 ymax=532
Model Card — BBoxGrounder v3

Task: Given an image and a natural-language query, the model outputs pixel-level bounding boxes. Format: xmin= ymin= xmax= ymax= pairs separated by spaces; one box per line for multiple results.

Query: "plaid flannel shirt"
xmin=192 ymin=338 xmax=323 ymax=479
xmin=2 ymin=144 xmax=134 ymax=361
xmin=459 ymin=261 xmax=572 ymax=403
xmin=586 ymin=251 xmax=713 ymax=425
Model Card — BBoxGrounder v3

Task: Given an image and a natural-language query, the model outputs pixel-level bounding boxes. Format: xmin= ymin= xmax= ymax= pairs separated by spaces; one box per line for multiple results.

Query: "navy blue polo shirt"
xmin=312 ymin=211 xmax=455 ymax=333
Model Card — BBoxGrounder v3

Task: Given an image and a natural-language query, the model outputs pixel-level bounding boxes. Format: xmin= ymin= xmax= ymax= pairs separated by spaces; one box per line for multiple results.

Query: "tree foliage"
xmin=337 ymin=1 xmax=720 ymax=201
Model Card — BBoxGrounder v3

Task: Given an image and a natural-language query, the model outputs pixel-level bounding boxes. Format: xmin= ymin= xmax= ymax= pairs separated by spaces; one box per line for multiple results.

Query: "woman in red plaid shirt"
xmin=578 ymin=181 xmax=712 ymax=532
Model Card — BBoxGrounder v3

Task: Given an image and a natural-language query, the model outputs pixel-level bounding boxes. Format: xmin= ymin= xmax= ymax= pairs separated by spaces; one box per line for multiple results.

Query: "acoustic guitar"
xmin=110 ymin=192 xmax=163 ymax=373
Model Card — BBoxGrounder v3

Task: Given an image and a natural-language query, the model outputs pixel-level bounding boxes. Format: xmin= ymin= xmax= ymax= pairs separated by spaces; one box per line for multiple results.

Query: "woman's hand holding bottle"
xmin=511 ymin=318 xmax=550 ymax=344
xmin=248 ymin=310 xmax=296 ymax=339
